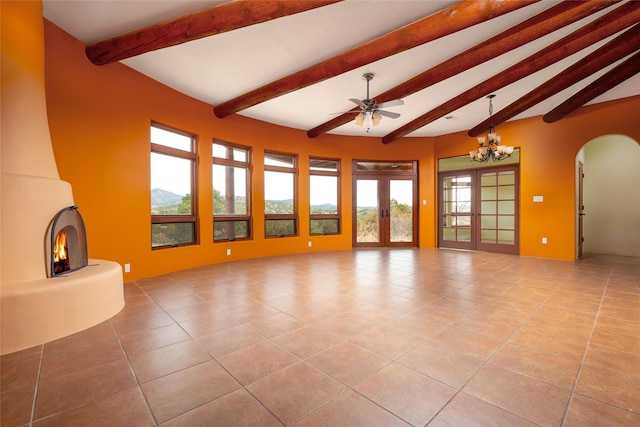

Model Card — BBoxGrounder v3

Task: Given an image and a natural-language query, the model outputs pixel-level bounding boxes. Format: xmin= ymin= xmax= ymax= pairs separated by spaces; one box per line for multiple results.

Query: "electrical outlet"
xmin=124 ymin=263 xmax=131 ymax=273
xmin=542 ymin=237 xmax=548 ymax=244
xmin=308 ymin=241 xmax=312 ymax=248
xmin=226 ymin=248 xmax=231 ymax=256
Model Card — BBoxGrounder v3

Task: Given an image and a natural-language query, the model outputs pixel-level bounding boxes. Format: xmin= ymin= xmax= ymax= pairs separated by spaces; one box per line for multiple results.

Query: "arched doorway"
xmin=576 ymin=135 xmax=640 ymax=258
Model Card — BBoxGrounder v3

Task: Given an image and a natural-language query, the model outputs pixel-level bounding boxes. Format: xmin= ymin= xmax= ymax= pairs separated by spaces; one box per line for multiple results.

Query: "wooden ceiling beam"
xmin=467 ymin=24 xmax=640 ymax=137
xmin=382 ymin=1 xmax=640 ymax=144
xmin=543 ymin=51 xmax=640 ymax=123
xmin=307 ymin=0 xmax=615 ymax=139
xmin=213 ymin=0 xmax=536 ymax=119
xmin=86 ymin=0 xmax=342 ymax=65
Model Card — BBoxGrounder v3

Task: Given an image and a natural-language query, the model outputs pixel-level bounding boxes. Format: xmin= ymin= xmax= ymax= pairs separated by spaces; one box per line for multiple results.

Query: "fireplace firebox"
xmin=47 ymin=206 xmax=88 ymax=277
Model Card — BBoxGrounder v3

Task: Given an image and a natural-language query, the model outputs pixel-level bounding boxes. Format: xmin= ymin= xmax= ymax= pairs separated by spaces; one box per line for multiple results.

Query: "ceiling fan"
xmin=348 ymin=73 xmax=404 ymax=132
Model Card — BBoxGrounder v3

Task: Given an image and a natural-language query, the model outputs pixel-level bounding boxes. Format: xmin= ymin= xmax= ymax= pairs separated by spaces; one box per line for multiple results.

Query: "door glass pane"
xmin=481 ymin=186 xmax=496 ymax=200
xmin=481 ymin=201 xmax=496 ymax=215
xmin=481 ymin=174 xmax=496 ymax=186
xmin=481 ymin=215 xmax=496 ymax=228
xmin=389 ymin=180 xmax=413 ymax=243
xmin=498 ymin=230 xmax=515 ymax=244
xmin=498 ymin=171 xmax=515 ymax=185
xmin=443 ymin=227 xmax=456 ymax=241
xmin=498 ymin=201 xmax=514 ymax=215
xmin=441 ymin=175 xmax=472 ymax=244
xmin=356 ymin=180 xmax=379 ymax=243
xmin=457 ymin=228 xmax=471 ymax=242
xmin=481 ymin=229 xmax=496 ymax=243
xmin=498 ymin=216 xmax=514 ymax=229
xmin=498 ymin=186 xmax=514 ymax=200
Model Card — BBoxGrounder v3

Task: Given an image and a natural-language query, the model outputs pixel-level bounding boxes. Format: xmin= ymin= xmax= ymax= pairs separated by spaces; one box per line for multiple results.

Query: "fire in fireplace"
xmin=46 ymin=206 xmax=89 ymax=277
xmin=53 ymin=229 xmax=70 ymax=274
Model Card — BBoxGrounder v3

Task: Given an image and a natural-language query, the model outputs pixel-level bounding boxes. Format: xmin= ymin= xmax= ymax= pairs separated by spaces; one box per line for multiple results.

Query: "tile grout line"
xmin=424 ymin=262 xmax=576 ymax=425
xmin=27 ymin=344 xmax=45 ymax=427
xmin=115 ymin=281 xmax=162 ymax=426
xmin=559 ymin=263 xmax=613 ymax=426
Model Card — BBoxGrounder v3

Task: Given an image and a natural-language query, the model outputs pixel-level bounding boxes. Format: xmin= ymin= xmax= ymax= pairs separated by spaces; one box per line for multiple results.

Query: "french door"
xmin=439 ymin=166 xmax=519 ymax=254
xmin=353 ymin=161 xmax=417 ymax=247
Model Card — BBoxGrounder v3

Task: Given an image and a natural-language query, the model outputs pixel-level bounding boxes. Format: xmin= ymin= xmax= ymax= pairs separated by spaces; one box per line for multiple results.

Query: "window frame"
xmin=309 ymin=157 xmax=341 ymax=235
xmin=264 ymin=150 xmax=298 ymax=238
xmin=150 ymin=121 xmax=198 ymax=249
xmin=212 ymin=140 xmax=252 ymax=242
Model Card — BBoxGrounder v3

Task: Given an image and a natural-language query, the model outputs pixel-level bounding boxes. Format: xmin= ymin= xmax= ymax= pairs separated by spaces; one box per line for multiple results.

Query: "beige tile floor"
xmin=2 ymin=249 xmax=639 ymax=426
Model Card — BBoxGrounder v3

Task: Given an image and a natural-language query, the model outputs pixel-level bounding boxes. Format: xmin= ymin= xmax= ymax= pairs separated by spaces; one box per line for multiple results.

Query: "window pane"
xmin=356 ymin=161 xmax=413 ymax=171
xmin=152 ymin=223 xmax=195 ymax=247
xmin=310 ymin=175 xmax=337 ymax=214
xmin=151 ymin=126 xmax=192 ymax=151
xmin=213 ymin=164 xmax=247 ymax=214
xmin=310 ymin=159 xmax=338 ymax=171
xmin=265 ymin=219 xmax=296 ymax=237
xmin=265 ymin=152 xmax=294 ymax=168
xmin=265 ymin=171 xmax=294 ymax=214
xmin=212 ymin=143 xmax=248 ymax=162
xmin=214 ymin=220 xmax=249 ymax=241
xmin=310 ymin=219 xmax=339 ymax=235
xmin=151 ymin=152 xmax=192 ymax=215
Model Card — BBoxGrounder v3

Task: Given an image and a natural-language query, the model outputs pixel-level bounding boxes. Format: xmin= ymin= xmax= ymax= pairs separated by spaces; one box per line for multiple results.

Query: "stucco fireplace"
xmin=1 ymin=1 xmax=124 ymax=355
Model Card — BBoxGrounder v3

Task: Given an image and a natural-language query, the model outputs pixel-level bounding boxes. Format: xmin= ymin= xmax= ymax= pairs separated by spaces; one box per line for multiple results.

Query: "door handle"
xmin=579 ymin=213 xmax=586 ymax=216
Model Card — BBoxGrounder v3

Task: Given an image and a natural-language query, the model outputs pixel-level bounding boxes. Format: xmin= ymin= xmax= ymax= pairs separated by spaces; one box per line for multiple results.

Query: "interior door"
xmin=475 ymin=167 xmax=519 ymax=254
xmin=353 ymin=161 xmax=417 ymax=247
xmin=439 ymin=166 xmax=519 ymax=254
xmin=578 ymin=161 xmax=584 ymax=258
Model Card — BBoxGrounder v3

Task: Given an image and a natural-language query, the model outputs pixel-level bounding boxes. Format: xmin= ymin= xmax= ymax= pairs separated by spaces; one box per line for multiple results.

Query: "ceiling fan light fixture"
xmin=372 ymin=112 xmax=382 ymax=126
xmin=350 ymin=73 xmax=402 ymax=132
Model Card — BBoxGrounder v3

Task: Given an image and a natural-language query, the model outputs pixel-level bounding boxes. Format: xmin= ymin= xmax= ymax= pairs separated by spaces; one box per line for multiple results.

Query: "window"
xmin=213 ymin=141 xmax=251 ymax=241
xmin=264 ymin=151 xmax=297 ymax=237
xmin=150 ymin=123 xmax=197 ymax=248
xmin=310 ymin=158 xmax=340 ymax=235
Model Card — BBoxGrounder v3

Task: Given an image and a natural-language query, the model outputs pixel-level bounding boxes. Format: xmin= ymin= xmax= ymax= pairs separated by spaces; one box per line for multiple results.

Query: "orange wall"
xmin=435 ymin=98 xmax=640 ymax=260
xmin=43 ymin=20 xmax=640 ymax=281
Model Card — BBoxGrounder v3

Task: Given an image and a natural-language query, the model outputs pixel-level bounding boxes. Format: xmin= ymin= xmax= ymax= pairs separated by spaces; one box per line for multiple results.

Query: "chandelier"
xmin=469 ymin=94 xmax=514 ymax=162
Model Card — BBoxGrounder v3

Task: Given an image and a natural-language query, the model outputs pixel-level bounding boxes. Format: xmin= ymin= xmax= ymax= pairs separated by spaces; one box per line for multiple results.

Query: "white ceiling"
xmin=42 ymin=0 xmax=640 ymax=138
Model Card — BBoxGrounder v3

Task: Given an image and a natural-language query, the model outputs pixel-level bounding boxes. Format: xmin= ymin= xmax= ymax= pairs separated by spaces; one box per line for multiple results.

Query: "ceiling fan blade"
xmin=330 ymin=110 xmax=362 ymax=115
xmin=377 ymin=110 xmax=401 ymax=119
xmin=349 ymin=98 xmax=367 ymax=109
xmin=376 ymin=99 xmax=404 ymax=109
